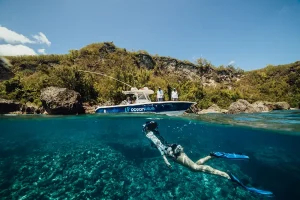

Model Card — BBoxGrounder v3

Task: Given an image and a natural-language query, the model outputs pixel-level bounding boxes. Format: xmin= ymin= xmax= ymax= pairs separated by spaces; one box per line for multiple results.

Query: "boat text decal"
xmin=125 ymin=107 xmax=155 ymax=112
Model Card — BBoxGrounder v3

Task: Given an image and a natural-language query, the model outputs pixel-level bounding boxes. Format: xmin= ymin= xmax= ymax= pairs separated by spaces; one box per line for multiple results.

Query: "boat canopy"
xmin=122 ymin=87 xmax=154 ymax=103
xmin=122 ymin=87 xmax=154 ymax=95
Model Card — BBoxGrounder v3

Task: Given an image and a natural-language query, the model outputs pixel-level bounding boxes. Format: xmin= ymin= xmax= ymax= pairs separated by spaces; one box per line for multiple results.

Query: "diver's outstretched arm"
xmin=162 ymin=155 xmax=172 ymax=168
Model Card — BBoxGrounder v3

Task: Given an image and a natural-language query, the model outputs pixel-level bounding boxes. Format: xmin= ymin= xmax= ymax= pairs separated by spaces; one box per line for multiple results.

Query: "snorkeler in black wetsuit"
xmin=142 ymin=121 xmax=274 ymax=197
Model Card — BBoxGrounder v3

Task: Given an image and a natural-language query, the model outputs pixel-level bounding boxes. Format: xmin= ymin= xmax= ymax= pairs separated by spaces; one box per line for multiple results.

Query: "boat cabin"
xmin=122 ymin=87 xmax=154 ymax=104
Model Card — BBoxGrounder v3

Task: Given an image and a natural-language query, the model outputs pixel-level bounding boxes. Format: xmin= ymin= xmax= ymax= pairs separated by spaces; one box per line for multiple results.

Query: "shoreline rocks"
xmin=251 ymin=101 xmax=271 ymax=112
xmin=0 ymin=99 xmax=46 ymax=114
xmin=228 ymin=99 xmax=259 ymax=114
xmin=40 ymin=87 xmax=85 ymax=115
xmin=273 ymin=102 xmax=290 ymax=110
xmin=0 ymin=99 xmax=21 ymax=114
xmin=195 ymin=100 xmax=291 ymax=115
xmin=21 ymin=102 xmax=45 ymax=114
xmin=0 ymin=94 xmax=292 ymax=116
xmin=197 ymin=104 xmax=228 ymax=114
xmin=0 ymin=98 xmax=94 ymax=115
xmin=227 ymin=99 xmax=290 ymax=114
xmin=82 ymin=103 xmax=95 ymax=114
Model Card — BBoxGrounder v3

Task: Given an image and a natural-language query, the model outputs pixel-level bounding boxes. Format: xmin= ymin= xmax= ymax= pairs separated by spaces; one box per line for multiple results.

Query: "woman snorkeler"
xmin=143 ymin=121 xmax=274 ymax=197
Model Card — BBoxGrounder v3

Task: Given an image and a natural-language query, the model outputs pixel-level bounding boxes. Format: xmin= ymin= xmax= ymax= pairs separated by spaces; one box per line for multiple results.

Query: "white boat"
xmin=95 ymin=87 xmax=196 ymax=115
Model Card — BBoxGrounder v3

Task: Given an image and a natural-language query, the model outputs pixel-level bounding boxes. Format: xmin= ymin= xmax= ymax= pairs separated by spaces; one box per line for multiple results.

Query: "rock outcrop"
xmin=0 ymin=99 xmax=45 ymax=114
xmin=251 ymin=101 xmax=290 ymax=111
xmin=82 ymin=103 xmax=95 ymax=114
xmin=0 ymin=57 xmax=14 ymax=81
xmin=21 ymin=102 xmax=45 ymax=114
xmin=0 ymin=98 xmax=21 ymax=114
xmin=152 ymin=56 xmax=243 ymax=88
xmin=251 ymin=101 xmax=271 ymax=112
xmin=99 ymin=42 xmax=116 ymax=58
xmin=135 ymin=53 xmax=155 ymax=69
xmin=198 ymin=104 xmax=228 ymax=114
xmin=273 ymin=102 xmax=290 ymax=110
xmin=40 ymin=87 xmax=84 ymax=115
xmin=228 ymin=99 xmax=259 ymax=114
xmin=154 ymin=56 xmax=197 ymax=72
xmin=154 ymin=57 xmax=199 ymax=80
xmin=228 ymin=100 xmax=290 ymax=114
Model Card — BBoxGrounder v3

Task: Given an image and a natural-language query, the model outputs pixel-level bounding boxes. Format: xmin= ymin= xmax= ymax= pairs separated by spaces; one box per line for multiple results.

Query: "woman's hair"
xmin=144 ymin=121 xmax=158 ymax=131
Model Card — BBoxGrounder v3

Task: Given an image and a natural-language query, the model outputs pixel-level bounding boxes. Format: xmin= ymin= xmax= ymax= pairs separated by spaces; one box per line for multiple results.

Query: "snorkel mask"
xmin=142 ymin=121 xmax=158 ymax=132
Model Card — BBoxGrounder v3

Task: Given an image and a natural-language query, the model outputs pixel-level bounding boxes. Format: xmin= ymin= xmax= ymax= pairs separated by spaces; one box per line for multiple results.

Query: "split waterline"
xmin=0 ymin=111 xmax=300 ymax=199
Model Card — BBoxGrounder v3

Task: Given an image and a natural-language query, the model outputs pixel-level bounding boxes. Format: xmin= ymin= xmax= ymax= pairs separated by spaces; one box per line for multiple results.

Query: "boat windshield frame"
xmin=122 ymin=88 xmax=153 ymax=103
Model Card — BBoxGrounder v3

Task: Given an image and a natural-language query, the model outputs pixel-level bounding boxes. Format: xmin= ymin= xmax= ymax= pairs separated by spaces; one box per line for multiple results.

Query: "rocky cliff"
xmin=81 ymin=42 xmax=243 ymax=87
xmin=152 ymin=56 xmax=243 ymax=88
xmin=1 ymin=42 xmax=299 ymax=112
xmin=0 ymin=57 xmax=14 ymax=81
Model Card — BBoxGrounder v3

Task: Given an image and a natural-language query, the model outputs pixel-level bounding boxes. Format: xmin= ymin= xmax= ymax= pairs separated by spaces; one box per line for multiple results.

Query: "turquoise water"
xmin=0 ymin=111 xmax=300 ymax=200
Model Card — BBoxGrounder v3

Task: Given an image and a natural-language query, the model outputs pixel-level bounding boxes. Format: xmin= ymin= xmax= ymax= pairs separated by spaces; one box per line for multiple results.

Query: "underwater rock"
xmin=40 ymin=87 xmax=84 ymax=115
xmin=0 ymin=98 xmax=21 ymax=114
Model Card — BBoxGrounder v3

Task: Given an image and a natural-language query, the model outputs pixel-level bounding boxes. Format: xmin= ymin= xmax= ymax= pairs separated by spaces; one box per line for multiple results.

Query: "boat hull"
xmin=95 ymin=101 xmax=195 ymax=115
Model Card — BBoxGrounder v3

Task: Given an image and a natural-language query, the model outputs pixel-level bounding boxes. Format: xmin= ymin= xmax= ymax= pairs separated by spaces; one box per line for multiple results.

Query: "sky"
xmin=0 ymin=0 xmax=299 ymax=70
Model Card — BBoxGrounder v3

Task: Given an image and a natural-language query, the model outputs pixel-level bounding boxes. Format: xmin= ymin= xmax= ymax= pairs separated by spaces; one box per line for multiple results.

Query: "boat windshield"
xmin=137 ymin=93 xmax=147 ymax=100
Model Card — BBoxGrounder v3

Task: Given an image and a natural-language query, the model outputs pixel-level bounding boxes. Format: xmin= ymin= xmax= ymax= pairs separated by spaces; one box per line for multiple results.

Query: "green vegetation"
xmin=235 ymin=62 xmax=300 ymax=108
xmin=1 ymin=42 xmax=299 ymax=109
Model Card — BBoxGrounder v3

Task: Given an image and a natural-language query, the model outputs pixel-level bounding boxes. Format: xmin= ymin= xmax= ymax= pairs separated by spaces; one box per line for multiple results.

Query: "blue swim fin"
xmin=210 ymin=152 xmax=250 ymax=160
xmin=229 ymin=173 xmax=274 ymax=198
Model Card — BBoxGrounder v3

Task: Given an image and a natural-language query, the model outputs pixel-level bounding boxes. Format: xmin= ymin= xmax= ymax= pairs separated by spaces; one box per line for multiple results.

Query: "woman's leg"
xmin=175 ymin=153 xmax=230 ymax=179
xmin=195 ymin=155 xmax=213 ymax=165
